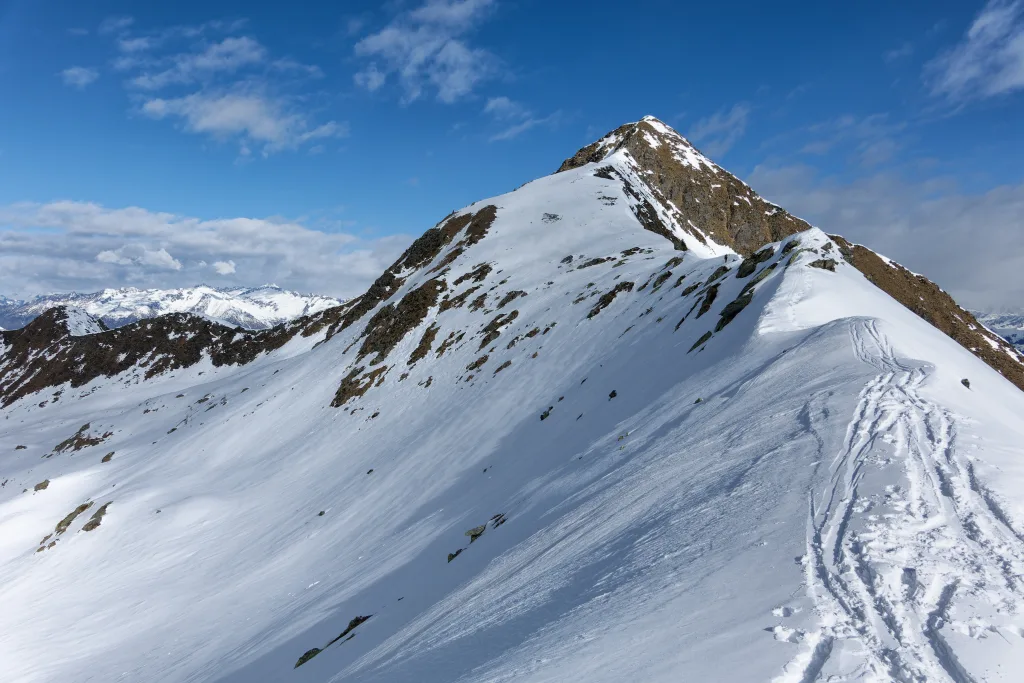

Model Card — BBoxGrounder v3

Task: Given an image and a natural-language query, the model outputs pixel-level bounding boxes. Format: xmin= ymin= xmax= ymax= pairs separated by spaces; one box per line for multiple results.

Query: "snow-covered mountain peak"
xmin=59 ymin=307 xmax=107 ymax=336
xmin=556 ymin=118 xmax=811 ymax=257
xmin=2 ymin=116 xmax=1024 ymax=683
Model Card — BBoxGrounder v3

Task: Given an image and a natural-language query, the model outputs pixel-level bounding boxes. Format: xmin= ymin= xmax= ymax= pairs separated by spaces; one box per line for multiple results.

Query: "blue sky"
xmin=1 ymin=0 xmax=1022 ymax=308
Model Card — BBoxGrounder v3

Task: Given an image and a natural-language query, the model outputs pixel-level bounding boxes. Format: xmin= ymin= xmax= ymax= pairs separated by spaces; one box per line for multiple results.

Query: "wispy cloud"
xmin=482 ymin=96 xmax=559 ymax=141
xmin=118 ymin=36 xmax=153 ymax=53
xmin=354 ymin=0 xmax=498 ymax=103
xmin=129 ymin=36 xmax=267 ymax=90
xmin=142 ymin=90 xmax=347 ymax=155
xmin=687 ymin=103 xmax=751 ymax=157
xmin=927 ymin=0 xmax=1024 ymax=100
xmin=93 ymin=20 xmax=340 ymax=157
xmin=798 ymin=113 xmax=906 ymax=167
xmin=60 ymin=66 xmax=99 ymax=89
xmin=885 ymin=42 xmax=914 ymax=62
xmin=483 ymin=95 xmax=527 ymax=119
xmin=0 ymin=201 xmax=408 ymax=298
xmin=98 ymin=16 xmax=134 ymax=36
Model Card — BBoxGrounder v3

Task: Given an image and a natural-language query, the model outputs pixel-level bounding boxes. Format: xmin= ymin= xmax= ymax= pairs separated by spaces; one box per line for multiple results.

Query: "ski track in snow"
xmin=778 ymin=319 xmax=1024 ymax=682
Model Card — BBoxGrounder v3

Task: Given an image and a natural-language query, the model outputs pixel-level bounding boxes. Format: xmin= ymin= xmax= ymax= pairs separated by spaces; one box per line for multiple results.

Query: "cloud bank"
xmin=0 ymin=202 xmax=409 ymax=299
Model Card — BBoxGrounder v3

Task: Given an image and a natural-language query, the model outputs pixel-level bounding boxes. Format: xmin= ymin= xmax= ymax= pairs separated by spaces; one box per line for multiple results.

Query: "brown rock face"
xmin=558 ymin=117 xmax=810 ymax=255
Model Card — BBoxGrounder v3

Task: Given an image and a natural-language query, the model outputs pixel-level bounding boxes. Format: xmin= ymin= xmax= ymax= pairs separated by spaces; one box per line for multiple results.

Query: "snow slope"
xmin=1 ymin=119 xmax=1024 ymax=683
xmin=0 ymin=285 xmax=341 ymax=331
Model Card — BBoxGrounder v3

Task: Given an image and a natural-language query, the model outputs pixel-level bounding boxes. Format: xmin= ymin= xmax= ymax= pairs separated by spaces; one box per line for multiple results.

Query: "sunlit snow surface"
xmin=2 ymin=158 xmax=1024 ymax=683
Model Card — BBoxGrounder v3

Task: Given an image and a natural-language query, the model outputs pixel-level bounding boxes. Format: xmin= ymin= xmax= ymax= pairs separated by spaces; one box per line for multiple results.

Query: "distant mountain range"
xmin=0 ymin=285 xmax=342 ymax=331
xmin=976 ymin=311 xmax=1024 ymax=353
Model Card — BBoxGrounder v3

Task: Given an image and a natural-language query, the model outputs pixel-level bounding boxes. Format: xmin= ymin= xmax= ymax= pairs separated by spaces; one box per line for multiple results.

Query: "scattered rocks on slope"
xmin=331 ymin=365 xmax=390 ymax=407
xmin=737 ymin=247 xmax=775 ymax=278
xmin=587 ymin=282 xmax=635 ymax=319
xmin=479 ymin=311 xmax=519 ymax=350
xmin=716 ymin=290 xmax=754 ymax=332
xmin=696 ymin=285 xmax=720 ymax=318
xmin=294 ymin=615 xmax=372 ymax=668
xmin=358 ymin=279 xmax=447 ymax=365
xmin=408 ymin=323 xmax=441 ymax=365
xmin=689 ymin=331 xmax=713 ymax=353
xmin=496 ymin=291 xmax=527 ymax=309
xmin=53 ymin=423 xmax=113 ymax=455
xmin=81 ymin=502 xmax=111 ymax=531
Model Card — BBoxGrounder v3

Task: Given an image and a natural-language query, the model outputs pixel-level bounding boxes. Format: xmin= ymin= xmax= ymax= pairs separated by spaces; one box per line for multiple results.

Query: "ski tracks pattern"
xmin=775 ymin=319 xmax=1024 ymax=682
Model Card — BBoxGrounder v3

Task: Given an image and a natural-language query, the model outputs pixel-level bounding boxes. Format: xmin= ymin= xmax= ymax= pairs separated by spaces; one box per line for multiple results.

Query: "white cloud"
xmin=213 ymin=260 xmax=236 ymax=275
xmin=130 ymin=36 xmax=267 ymax=90
xmin=0 ymin=201 xmax=409 ymax=299
xmin=747 ymin=164 xmax=1024 ymax=310
xmin=354 ymin=63 xmax=386 ymax=91
xmin=60 ymin=66 xmax=99 ymax=89
xmin=484 ymin=96 xmax=526 ymax=119
xmin=489 ymin=113 xmax=560 ymax=141
xmin=687 ymin=104 xmax=751 ymax=157
xmin=270 ymin=58 xmax=323 ymax=78
xmin=885 ymin=42 xmax=914 ymax=62
xmin=99 ymin=16 xmax=134 ymax=35
xmin=118 ymin=37 xmax=153 ymax=53
xmin=796 ymin=114 xmax=906 ymax=167
xmin=98 ymin=22 xmax=339 ymax=157
xmin=483 ymin=96 xmax=558 ymax=141
xmin=354 ymin=0 xmax=497 ymax=103
xmin=97 ymin=246 xmax=183 ymax=270
xmin=142 ymin=90 xmax=347 ymax=154
xmin=927 ymin=0 xmax=1024 ymax=99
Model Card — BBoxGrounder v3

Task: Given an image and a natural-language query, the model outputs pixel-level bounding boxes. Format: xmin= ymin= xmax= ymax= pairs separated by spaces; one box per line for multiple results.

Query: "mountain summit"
xmin=557 ymin=115 xmax=812 ymax=254
xmin=2 ymin=118 xmax=1024 ymax=683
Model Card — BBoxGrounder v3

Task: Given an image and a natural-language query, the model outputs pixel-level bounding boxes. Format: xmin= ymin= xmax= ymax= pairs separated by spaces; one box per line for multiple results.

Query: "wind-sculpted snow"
xmin=1 ymin=118 xmax=1023 ymax=683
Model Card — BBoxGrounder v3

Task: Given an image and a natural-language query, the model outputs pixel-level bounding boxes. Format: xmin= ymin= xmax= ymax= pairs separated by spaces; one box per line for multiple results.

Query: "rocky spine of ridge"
xmin=557 ymin=116 xmax=812 ymax=254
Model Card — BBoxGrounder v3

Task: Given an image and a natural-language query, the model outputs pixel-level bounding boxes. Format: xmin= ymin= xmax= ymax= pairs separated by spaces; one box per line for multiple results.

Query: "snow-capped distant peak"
xmin=0 ymin=285 xmax=343 ymax=331
xmin=60 ymin=307 xmax=106 ymax=336
xmin=976 ymin=310 xmax=1024 ymax=353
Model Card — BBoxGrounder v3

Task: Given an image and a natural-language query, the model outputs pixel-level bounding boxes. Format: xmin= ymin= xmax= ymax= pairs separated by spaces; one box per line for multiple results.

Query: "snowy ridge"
xmin=0 ymin=285 xmax=342 ymax=331
xmin=1 ymin=119 xmax=1023 ymax=683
